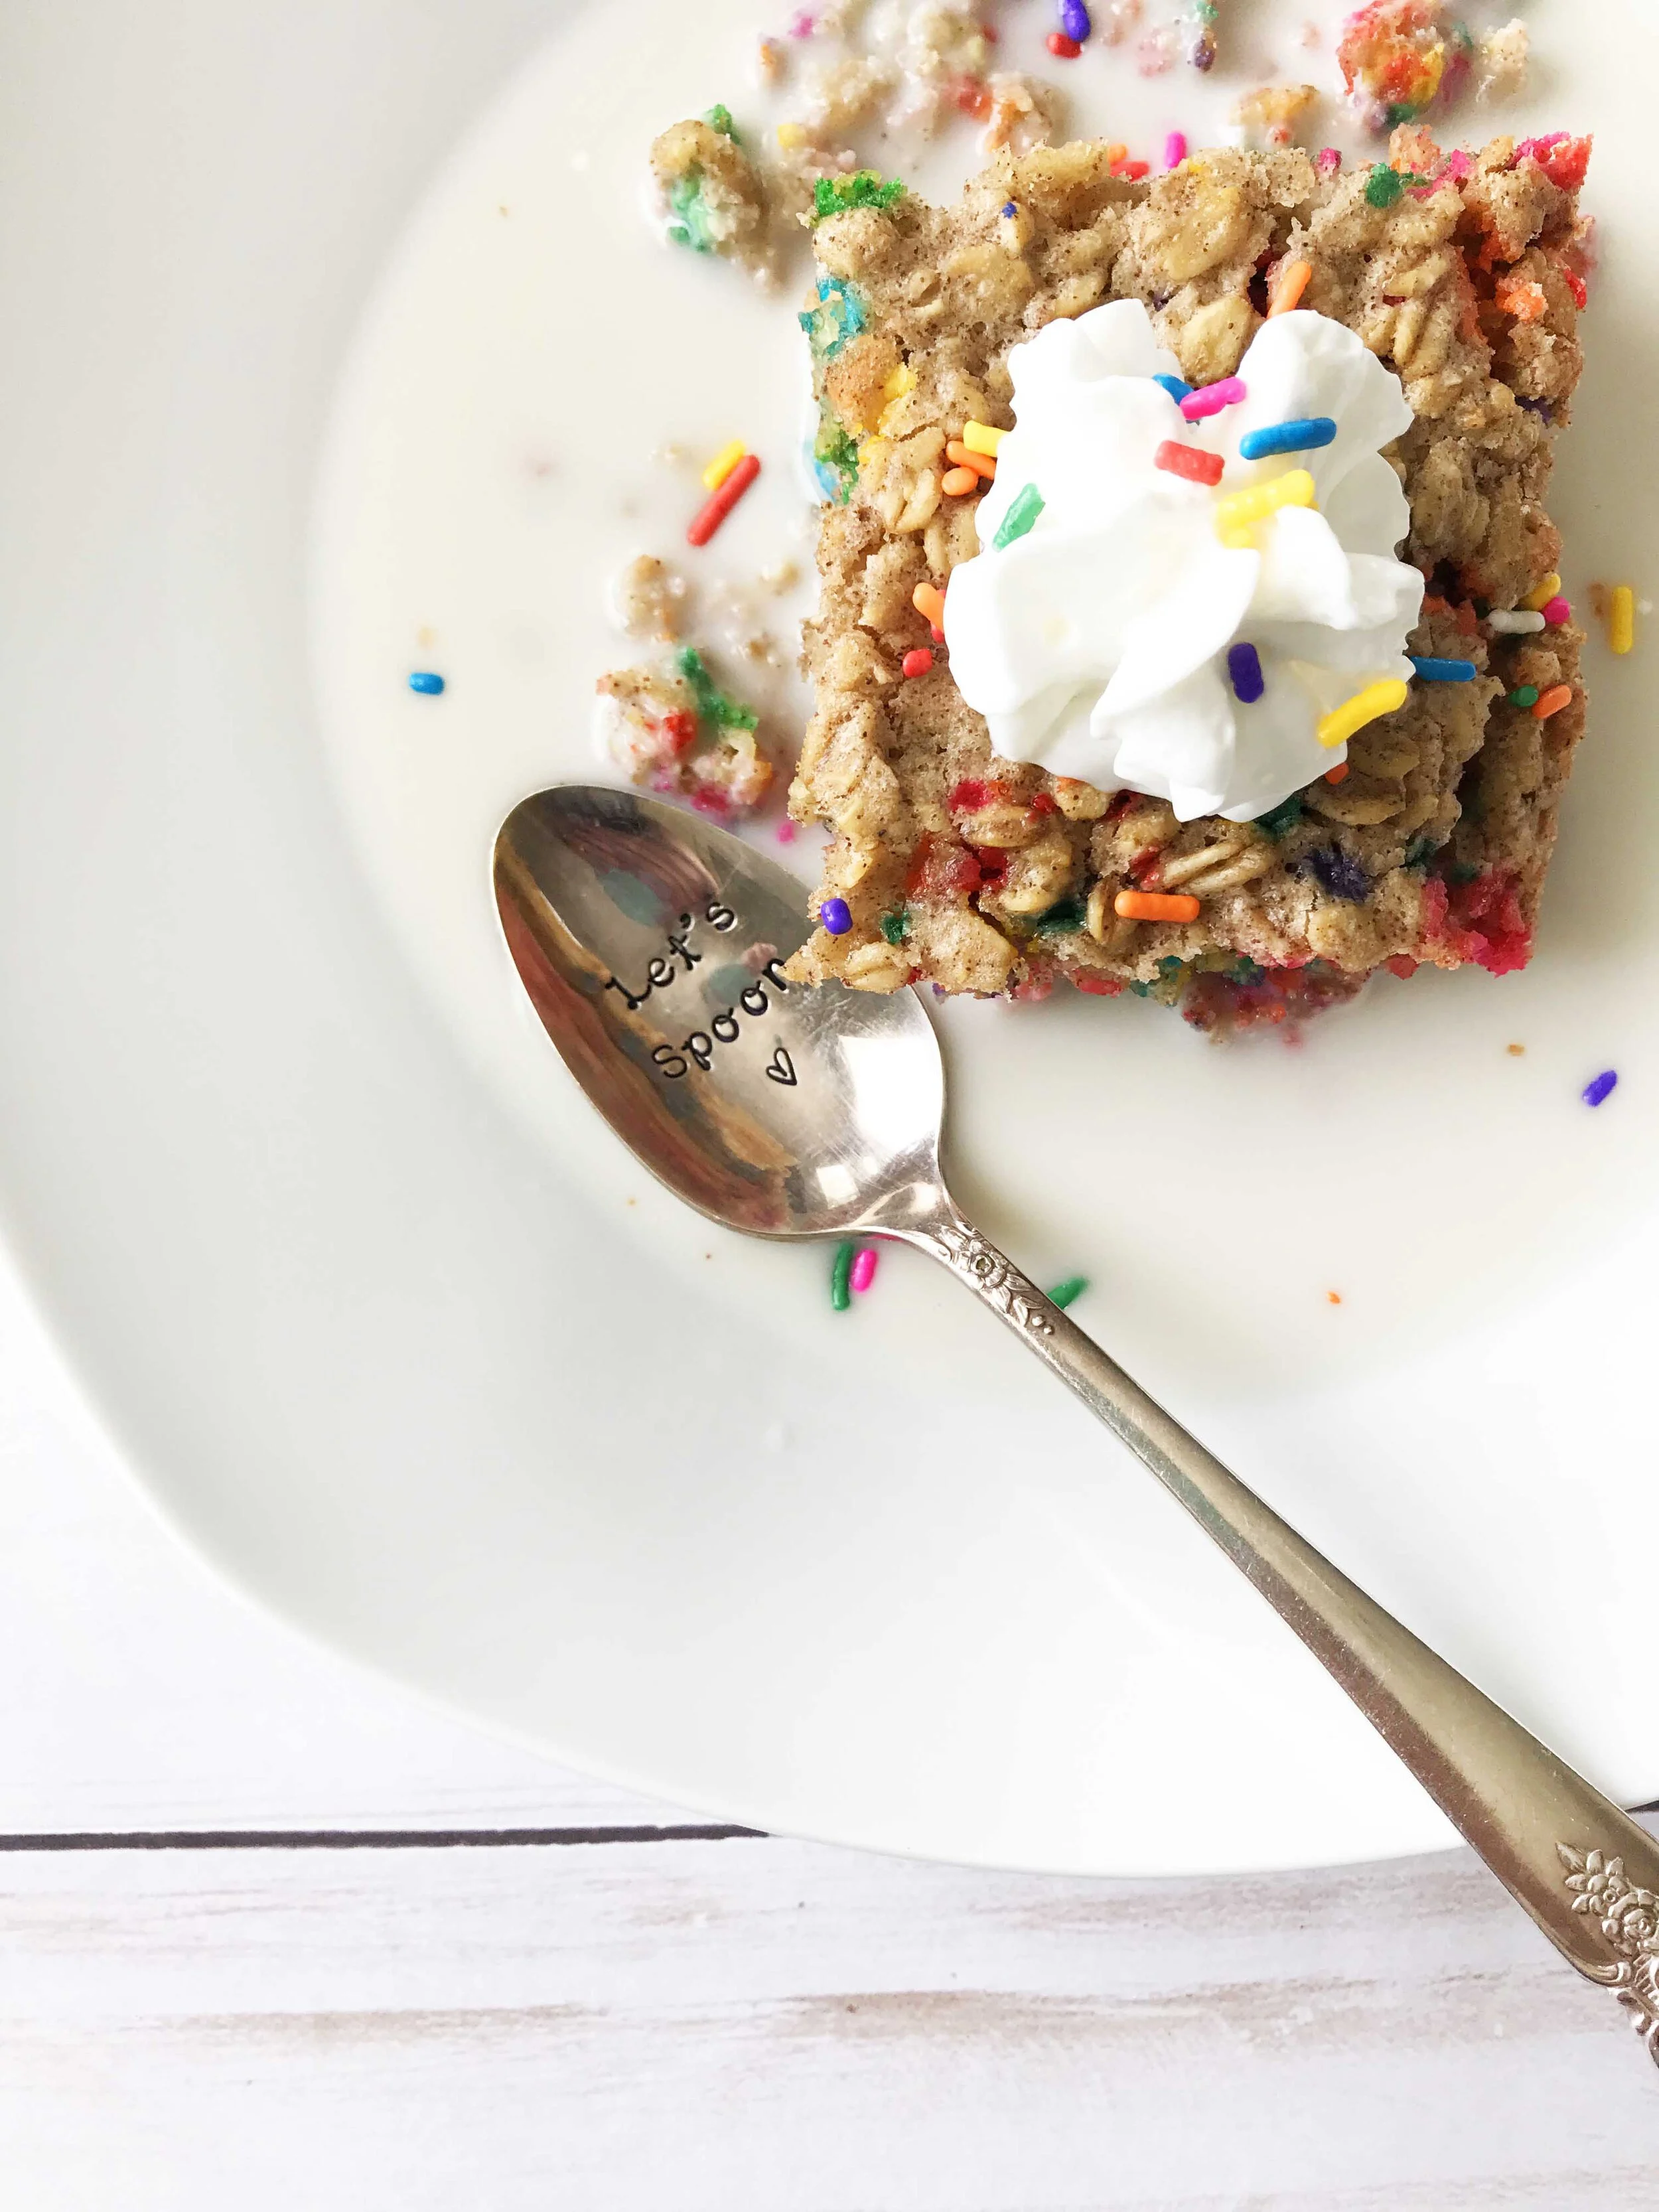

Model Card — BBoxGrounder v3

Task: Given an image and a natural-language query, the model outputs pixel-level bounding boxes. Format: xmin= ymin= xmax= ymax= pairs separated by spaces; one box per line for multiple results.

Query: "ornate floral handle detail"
xmin=907 ymin=1202 xmax=1659 ymax=2075
xmin=1560 ymin=1845 xmax=1659 ymax=2062
xmin=929 ymin=1219 xmax=1054 ymax=1337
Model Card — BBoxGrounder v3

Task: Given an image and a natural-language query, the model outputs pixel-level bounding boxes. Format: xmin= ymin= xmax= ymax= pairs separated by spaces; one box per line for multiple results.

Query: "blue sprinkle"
xmin=408 ymin=670 xmax=446 ymax=695
xmin=1410 ymin=656 xmax=1480 ymax=684
xmin=1153 ymin=374 xmax=1193 ymax=405
xmin=1308 ymin=847 xmax=1369 ymax=903
xmin=1001 ymin=200 xmax=1018 ymax=217
xmin=1238 ymin=417 xmax=1338 ymax=462
xmin=1227 ymin=642 xmax=1265 ymax=704
xmin=1583 ymin=1069 xmax=1619 ymax=1108
xmin=1059 ymin=0 xmax=1092 ymax=37
xmin=820 ymin=897 xmax=853 ymax=936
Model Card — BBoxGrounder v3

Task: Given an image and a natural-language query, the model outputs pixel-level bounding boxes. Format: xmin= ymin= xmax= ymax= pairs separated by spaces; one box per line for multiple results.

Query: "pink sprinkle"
xmin=787 ymin=7 xmax=816 ymax=33
xmin=1517 ymin=133 xmax=1568 ymax=163
xmin=849 ymin=1246 xmax=879 ymax=1295
xmin=1181 ymin=376 xmax=1246 ymax=421
xmin=1163 ymin=131 xmax=1188 ymax=169
xmin=1316 ymin=147 xmax=1342 ymax=179
xmin=1543 ymin=595 xmax=1571 ymax=627
xmin=1445 ymin=149 xmax=1474 ymax=180
xmin=775 ymin=818 xmax=797 ymax=844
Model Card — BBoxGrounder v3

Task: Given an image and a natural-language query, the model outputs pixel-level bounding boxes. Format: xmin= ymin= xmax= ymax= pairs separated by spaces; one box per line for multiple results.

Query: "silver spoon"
xmin=496 ymin=780 xmax=1659 ymax=2061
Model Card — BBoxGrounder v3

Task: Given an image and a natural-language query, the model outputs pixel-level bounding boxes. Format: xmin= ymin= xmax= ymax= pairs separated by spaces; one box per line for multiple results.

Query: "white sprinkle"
xmin=1487 ymin=607 xmax=1546 ymax=634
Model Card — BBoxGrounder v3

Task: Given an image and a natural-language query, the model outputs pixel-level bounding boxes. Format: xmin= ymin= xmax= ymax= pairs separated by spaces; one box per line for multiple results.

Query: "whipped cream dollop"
xmin=942 ymin=301 xmax=1425 ymax=822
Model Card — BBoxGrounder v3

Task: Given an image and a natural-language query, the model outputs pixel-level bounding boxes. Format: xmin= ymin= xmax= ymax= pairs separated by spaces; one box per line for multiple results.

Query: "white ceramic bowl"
xmin=0 ymin=0 xmax=1650 ymax=1877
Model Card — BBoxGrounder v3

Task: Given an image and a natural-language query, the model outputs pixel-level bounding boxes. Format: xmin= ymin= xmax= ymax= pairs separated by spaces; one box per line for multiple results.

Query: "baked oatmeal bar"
xmin=786 ymin=128 xmax=1592 ymax=1025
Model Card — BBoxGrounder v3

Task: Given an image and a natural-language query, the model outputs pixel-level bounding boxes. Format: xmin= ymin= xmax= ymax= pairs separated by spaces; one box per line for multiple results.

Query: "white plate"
xmin=1 ymin=0 xmax=1652 ymax=1878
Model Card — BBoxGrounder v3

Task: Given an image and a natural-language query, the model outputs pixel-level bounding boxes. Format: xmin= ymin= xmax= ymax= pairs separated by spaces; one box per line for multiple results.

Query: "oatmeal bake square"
xmin=786 ymin=130 xmax=1592 ymax=1028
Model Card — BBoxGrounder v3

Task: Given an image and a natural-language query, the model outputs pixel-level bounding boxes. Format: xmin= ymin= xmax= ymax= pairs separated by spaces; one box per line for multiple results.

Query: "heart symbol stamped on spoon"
xmin=764 ymin=1047 xmax=798 ymax=1088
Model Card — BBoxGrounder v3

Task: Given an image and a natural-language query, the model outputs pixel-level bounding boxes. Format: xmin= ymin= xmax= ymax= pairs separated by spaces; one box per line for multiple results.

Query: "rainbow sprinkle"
xmin=1153 ymin=374 xmax=1194 ymax=404
xmin=1611 ymin=586 xmax=1637 ymax=656
xmin=701 ymin=439 xmax=747 ymax=491
xmin=1583 ymin=1070 xmax=1618 ymax=1109
xmin=993 ymin=484 xmax=1045 ymax=548
xmin=1058 ymin=0 xmax=1092 ymax=41
xmin=1523 ymin=572 xmax=1563 ymax=613
xmin=1047 ymin=1276 xmax=1089 ymax=1309
xmin=1155 ymin=440 xmax=1224 ymax=487
xmin=850 ymin=1246 xmax=879 ymax=1295
xmin=1227 ymin=642 xmax=1265 ymax=703
xmin=1215 ymin=469 xmax=1316 ymax=548
xmin=1409 ymin=656 xmax=1478 ymax=683
xmin=1238 ymin=417 xmax=1336 ymax=461
xmin=1317 ymin=677 xmax=1409 ymax=749
xmin=1163 ymin=131 xmax=1189 ymax=169
xmin=830 ymin=1241 xmax=855 ymax=1311
xmin=1181 ymin=376 xmax=1246 ymax=423
xmin=820 ymin=896 xmax=853 ymax=935
xmin=1488 ymin=609 xmax=1546 ymax=635
xmin=408 ymin=671 xmax=445 ymax=694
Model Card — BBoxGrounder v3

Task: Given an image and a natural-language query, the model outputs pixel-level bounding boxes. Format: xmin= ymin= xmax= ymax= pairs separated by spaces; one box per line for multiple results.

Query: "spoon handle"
xmin=910 ymin=1203 xmax=1659 ymax=2060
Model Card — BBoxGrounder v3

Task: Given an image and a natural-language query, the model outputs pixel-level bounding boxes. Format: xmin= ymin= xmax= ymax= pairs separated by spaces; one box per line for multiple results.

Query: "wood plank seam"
xmin=0 ymin=1824 xmax=768 ymax=1852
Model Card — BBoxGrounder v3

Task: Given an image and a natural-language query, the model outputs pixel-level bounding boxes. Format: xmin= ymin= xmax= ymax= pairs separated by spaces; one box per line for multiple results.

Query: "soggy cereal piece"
xmin=806 ymin=53 xmax=898 ymax=135
xmin=982 ymin=74 xmax=1063 ymax=158
xmin=786 ymin=131 xmax=1593 ymax=1025
xmin=610 ymin=554 xmax=689 ymax=644
xmin=884 ymin=4 xmax=997 ymax=135
xmin=1476 ymin=20 xmax=1530 ymax=104
xmin=597 ymin=650 xmax=773 ymax=819
xmin=1337 ymin=1 xmax=1473 ymax=133
xmin=1228 ymin=84 xmax=1320 ymax=153
xmin=650 ymin=113 xmax=773 ymax=276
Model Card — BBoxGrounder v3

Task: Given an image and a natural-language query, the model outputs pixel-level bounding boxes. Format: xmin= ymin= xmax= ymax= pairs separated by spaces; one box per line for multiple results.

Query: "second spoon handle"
xmin=908 ymin=1201 xmax=1659 ymax=2063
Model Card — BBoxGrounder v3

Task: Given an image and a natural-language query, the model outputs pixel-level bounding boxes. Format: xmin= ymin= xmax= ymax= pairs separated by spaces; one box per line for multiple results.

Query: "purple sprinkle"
xmin=1518 ymin=397 xmax=1555 ymax=423
xmin=820 ymin=896 xmax=853 ymax=936
xmin=1227 ymin=642 xmax=1265 ymax=705
xmin=1583 ymin=1069 xmax=1619 ymax=1108
xmin=1309 ymin=847 xmax=1370 ymax=903
xmin=1058 ymin=0 xmax=1091 ymax=38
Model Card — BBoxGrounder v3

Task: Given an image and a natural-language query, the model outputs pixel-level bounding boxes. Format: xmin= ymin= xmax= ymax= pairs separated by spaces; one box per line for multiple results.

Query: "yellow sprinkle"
xmin=1611 ymin=585 xmax=1636 ymax=656
xmin=857 ymin=435 xmax=891 ymax=479
xmin=1317 ymin=678 xmax=1410 ymax=751
xmin=776 ymin=121 xmax=808 ymax=149
xmin=875 ymin=364 xmax=917 ymax=435
xmin=1214 ymin=468 xmax=1317 ymax=548
xmin=700 ymin=439 xmax=747 ymax=492
xmin=1523 ymin=571 xmax=1563 ymax=613
xmin=962 ymin=420 xmax=1005 ymax=458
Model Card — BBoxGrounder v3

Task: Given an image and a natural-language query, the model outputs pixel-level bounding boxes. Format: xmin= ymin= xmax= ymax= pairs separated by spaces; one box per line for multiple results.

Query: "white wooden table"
xmin=5 ymin=1250 xmax=1659 ymax=2208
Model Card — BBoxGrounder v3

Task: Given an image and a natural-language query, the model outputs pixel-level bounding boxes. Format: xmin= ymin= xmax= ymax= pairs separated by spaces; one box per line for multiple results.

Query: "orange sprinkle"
xmin=1324 ymin=761 xmax=1350 ymax=785
xmin=942 ymin=465 xmax=979 ymax=497
xmin=945 ymin=439 xmax=997 ymax=480
xmin=1494 ymin=274 xmax=1548 ymax=324
xmin=1507 ymin=1043 xmax=1526 ymax=1057
xmin=1114 ymin=889 xmax=1201 ymax=923
xmin=912 ymin=581 xmax=946 ymax=626
xmin=1327 ymin=1290 xmax=1342 ymax=1306
xmin=1532 ymin=684 xmax=1573 ymax=721
xmin=1269 ymin=259 xmax=1312 ymax=317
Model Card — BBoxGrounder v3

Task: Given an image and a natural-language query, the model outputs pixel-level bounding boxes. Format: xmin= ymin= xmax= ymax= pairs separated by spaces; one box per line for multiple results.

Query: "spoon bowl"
xmin=493 ymin=784 xmax=946 ymax=1241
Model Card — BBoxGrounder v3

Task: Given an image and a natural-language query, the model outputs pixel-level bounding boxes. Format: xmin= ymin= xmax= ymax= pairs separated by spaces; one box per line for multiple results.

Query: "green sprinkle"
xmin=1048 ymin=1276 xmax=1089 ymax=1311
xmin=676 ymin=646 xmax=758 ymax=733
xmin=1403 ymin=834 xmax=1437 ymax=868
xmin=1509 ymin=684 xmax=1540 ymax=709
xmin=1366 ymin=163 xmax=1406 ymax=210
xmin=1129 ymin=980 xmax=1152 ymax=997
xmin=993 ymin=484 xmax=1045 ymax=549
xmin=812 ymin=171 xmax=906 ymax=224
xmin=1254 ymin=795 xmax=1305 ymax=840
xmin=703 ymin=103 xmax=741 ymax=143
xmin=1035 ymin=896 xmax=1086 ymax=934
xmin=830 ymin=1240 xmax=855 ymax=1312
xmin=1230 ymin=955 xmax=1265 ymax=985
xmin=879 ymin=909 xmax=909 ymax=944
xmin=666 ymin=171 xmax=718 ymax=254
xmin=1158 ymin=954 xmax=1185 ymax=976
